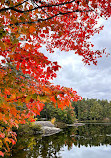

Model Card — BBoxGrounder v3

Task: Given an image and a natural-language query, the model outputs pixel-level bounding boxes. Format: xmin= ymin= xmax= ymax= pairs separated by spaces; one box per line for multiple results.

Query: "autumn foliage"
xmin=0 ymin=0 xmax=111 ymax=156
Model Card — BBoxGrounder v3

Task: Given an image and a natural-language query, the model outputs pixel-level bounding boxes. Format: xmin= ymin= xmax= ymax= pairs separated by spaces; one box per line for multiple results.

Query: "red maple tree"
xmin=0 ymin=0 xmax=110 ymax=156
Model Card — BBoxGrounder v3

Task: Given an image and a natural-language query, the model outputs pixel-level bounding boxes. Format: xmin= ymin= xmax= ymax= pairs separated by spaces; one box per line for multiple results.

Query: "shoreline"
xmin=34 ymin=121 xmax=85 ymax=136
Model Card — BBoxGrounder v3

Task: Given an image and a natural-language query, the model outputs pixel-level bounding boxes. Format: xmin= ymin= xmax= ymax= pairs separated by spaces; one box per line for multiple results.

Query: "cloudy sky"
xmin=43 ymin=17 xmax=111 ymax=101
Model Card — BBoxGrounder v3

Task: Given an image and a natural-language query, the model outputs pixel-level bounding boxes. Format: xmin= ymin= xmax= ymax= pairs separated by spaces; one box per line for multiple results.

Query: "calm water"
xmin=6 ymin=124 xmax=111 ymax=158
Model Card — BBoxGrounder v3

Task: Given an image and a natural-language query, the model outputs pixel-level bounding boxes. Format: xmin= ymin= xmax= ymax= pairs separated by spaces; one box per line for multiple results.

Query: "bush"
xmin=17 ymin=123 xmax=42 ymax=136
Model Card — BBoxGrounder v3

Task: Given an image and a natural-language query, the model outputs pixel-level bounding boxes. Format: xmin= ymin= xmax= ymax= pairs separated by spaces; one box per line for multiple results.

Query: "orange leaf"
xmin=0 ymin=151 xmax=4 ymax=157
xmin=51 ymin=96 xmax=56 ymax=103
xmin=5 ymin=137 xmax=11 ymax=143
xmin=29 ymin=26 xmax=36 ymax=33
xmin=10 ymin=139 xmax=16 ymax=145
xmin=0 ymin=133 xmax=5 ymax=138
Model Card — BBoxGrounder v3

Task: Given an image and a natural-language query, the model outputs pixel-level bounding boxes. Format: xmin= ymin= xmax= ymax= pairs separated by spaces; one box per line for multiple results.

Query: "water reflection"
xmin=58 ymin=145 xmax=111 ymax=158
xmin=6 ymin=124 xmax=111 ymax=158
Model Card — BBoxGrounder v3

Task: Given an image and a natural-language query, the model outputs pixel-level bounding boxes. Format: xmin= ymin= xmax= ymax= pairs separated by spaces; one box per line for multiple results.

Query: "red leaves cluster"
xmin=0 ymin=64 xmax=81 ymax=156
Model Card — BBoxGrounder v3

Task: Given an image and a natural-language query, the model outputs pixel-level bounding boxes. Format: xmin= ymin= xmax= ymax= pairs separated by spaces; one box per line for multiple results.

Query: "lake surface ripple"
xmin=6 ymin=124 xmax=111 ymax=158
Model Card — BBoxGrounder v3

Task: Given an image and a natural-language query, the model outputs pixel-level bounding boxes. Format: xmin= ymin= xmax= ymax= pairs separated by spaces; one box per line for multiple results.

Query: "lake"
xmin=5 ymin=123 xmax=111 ymax=158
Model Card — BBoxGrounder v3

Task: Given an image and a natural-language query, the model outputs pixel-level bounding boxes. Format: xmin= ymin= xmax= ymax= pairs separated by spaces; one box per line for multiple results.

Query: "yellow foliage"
xmin=51 ymin=117 xmax=56 ymax=124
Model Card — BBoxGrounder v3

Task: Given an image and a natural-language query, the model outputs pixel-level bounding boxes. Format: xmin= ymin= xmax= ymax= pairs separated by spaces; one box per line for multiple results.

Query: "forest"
xmin=72 ymin=98 xmax=111 ymax=122
xmin=38 ymin=98 xmax=111 ymax=123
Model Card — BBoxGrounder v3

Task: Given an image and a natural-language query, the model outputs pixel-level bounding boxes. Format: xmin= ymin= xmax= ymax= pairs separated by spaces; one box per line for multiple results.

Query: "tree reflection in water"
xmin=5 ymin=124 xmax=111 ymax=158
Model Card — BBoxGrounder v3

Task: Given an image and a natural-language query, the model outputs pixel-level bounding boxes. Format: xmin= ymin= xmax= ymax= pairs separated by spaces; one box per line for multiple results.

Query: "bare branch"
xmin=9 ymin=9 xmax=92 ymax=26
xmin=0 ymin=0 xmax=76 ymax=13
xmin=32 ymin=0 xmax=50 ymax=18
xmin=0 ymin=0 xmax=29 ymax=12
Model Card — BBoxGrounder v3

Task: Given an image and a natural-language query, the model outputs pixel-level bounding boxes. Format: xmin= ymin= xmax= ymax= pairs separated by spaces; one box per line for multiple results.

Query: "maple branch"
xmin=14 ymin=0 xmax=29 ymax=7
xmin=32 ymin=0 xmax=50 ymax=18
xmin=9 ymin=9 xmax=92 ymax=26
xmin=7 ymin=95 xmax=27 ymax=102
xmin=6 ymin=93 xmax=46 ymax=103
xmin=37 ymin=0 xmax=77 ymax=8
xmin=0 ymin=7 xmax=23 ymax=13
xmin=0 ymin=0 xmax=29 ymax=12
xmin=0 ymin=0 xmax=76 ymax=13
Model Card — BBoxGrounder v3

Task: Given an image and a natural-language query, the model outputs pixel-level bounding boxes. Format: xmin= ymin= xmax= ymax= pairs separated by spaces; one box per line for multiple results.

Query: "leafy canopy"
xmin=0 ymin=0 xmax=110 ymax=156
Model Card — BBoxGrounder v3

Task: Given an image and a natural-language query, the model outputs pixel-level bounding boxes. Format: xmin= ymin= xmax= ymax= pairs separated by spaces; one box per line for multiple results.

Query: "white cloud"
xmin=41 ymin=17 xmax=111 ymax=100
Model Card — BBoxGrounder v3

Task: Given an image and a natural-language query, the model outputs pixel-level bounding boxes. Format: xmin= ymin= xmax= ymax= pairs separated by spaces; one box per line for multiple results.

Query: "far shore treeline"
xmin=38 ymin=98 xmax=111 ymax=123
xmin=72 ymin=98 xmax=111 ymax=122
